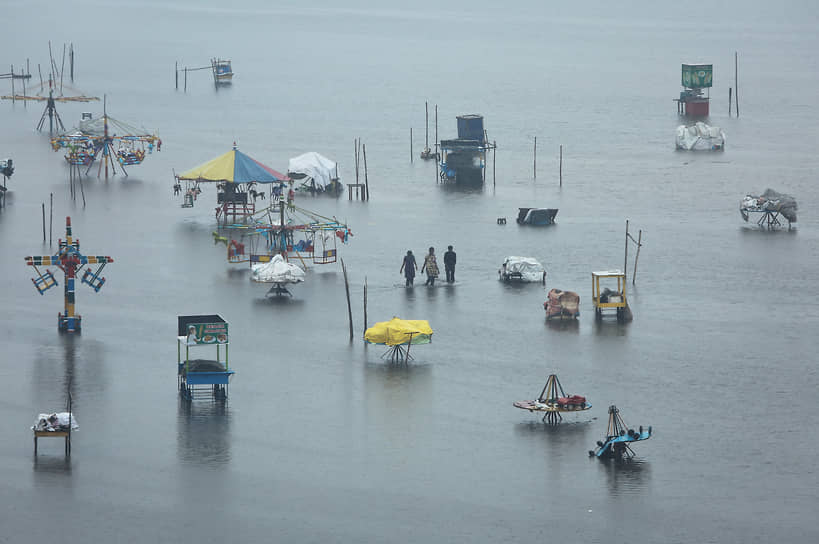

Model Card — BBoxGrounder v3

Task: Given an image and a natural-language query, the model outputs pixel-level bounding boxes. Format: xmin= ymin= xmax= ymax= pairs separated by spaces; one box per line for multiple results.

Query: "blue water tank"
xmin=457 ymin=114 xmax=484 ymax=142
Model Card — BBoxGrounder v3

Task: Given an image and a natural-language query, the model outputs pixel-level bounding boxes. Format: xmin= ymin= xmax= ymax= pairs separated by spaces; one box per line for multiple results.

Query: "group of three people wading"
xmin=400 ymin=246 xmax=455 ymax=286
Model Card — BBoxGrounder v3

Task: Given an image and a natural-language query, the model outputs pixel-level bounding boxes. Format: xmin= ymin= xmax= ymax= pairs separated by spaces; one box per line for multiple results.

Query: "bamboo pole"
xmin=60 ymin=43 xmax=66 ymax=93
xmin=175 ymin=62 xmax=178 ymax=90
xmin=342 ymin=258 xmax=354 ymax=341
xmin=623 ymin=219 xmax=629 ymax=281
xmin=434 ymin=104 xmax=439 ymax=183
xmin=559 ymin=144 xmax=563 ymax=187
xmin=79 ymin=175 xmax=86 ymax=207
xmin=728 ymin=87 xmax=732 ymax=117
xmin=69 ymin=44 xmax=74 ymax=82
xmin=632 ymin=230 xmax=642 ymax=285
xmin=735 ymin=52 xmax=739 ymax=117
xmin=410 ymin=128 xmax=413 ymax=163
xmin=42 ymin=203 xmax=46 ymax=242
xmin=493 ymin=140 xmax=496 ymax=189
xmin=363 ymin=277 xmax=368 ymax=336
xmin=49 ymin=193 xmax=53 ymax=246
xmin=10 ymin=65 xmax=14 ymax=103
xmin=363 ymin=143 xmax=369 ymax=201
xmin=533 ymin=136 xmax=537 ymax=179
xmin=184 ymin=67 xmax=187 ymax=92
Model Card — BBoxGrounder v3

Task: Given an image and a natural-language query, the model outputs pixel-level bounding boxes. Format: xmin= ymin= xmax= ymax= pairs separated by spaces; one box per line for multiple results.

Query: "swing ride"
xmin=2 ymin=67 xmax=99 ymax=135
xmin=214 ymin=200 xmax=353 ymax=270
xmin=24 ymin=216 xmax=114 ymax=333
xmin=50 ymin=97 xmax=160 ymax=179
xmin=364 ymin=317 xmax=434 ymax=364
xmin=513 ymin=374 xmax=591 ymax=424
xmin=589 ymin=405 xmax=652 ymax=460
xmin=174 ymin=144 xmax=288 ymax=224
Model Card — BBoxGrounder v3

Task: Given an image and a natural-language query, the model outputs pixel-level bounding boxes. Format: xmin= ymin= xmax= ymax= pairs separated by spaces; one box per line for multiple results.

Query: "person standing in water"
xmin=443 ymin=245 xmax=456 ymax=283
xmin=421 ymin=247 xmax=439 ymax=286
xmin=400 ymin=250 xmax=417 ymax=287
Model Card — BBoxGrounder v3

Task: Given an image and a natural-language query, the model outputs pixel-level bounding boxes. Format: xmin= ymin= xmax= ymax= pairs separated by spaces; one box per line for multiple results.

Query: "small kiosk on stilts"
xmin=177 ymin=315 xmax=235 ymax=401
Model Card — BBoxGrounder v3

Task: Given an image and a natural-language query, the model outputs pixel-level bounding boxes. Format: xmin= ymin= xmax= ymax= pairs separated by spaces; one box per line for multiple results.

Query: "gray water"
xmin=2 ymin=1 xmax=818 ymax=542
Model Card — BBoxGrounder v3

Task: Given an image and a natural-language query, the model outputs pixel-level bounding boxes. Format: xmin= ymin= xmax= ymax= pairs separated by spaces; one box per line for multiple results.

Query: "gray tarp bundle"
xmin=741 ymin=188 xmax=798 ymax=223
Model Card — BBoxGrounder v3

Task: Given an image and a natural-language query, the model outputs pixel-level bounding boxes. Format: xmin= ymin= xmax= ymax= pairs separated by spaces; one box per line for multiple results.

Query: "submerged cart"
xmin=177 ymin=315 xmax=235 ymax=401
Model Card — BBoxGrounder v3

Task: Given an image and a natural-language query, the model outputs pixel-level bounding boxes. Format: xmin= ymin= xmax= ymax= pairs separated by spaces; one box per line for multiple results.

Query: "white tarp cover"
xmin=251 ymin=254 xmax=306 ymax=284
xmin=32 ymin=412 xmax=79 ymax=431
xmin=676 ymin=122 xmax=726 ymax=151
xmin=288 ymin=152 xmax=340 ymax=190
xmin=500 ymin=256 xmax=545 ymax=282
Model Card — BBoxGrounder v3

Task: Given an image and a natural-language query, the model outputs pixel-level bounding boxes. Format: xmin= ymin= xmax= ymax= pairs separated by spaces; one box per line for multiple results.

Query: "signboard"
xmin=185 ymin=322 xmax=228 ymax=345
xmin=682 ymin=64 xmax=713 ymax=88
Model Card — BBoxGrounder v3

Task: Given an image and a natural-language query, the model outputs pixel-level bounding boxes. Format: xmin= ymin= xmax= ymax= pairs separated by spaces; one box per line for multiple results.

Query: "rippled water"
xmin=2 ymin=1 xmax=818 ymax=542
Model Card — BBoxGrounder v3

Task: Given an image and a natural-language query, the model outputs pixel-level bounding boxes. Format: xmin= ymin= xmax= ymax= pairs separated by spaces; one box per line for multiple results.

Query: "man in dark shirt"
xmin=444 ymin=245 xmax=456 ymax=283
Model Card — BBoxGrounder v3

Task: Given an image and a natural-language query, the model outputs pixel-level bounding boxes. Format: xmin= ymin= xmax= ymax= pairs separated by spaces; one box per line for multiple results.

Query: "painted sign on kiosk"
xmin=185 ymin=322 xmax=228 ymax=345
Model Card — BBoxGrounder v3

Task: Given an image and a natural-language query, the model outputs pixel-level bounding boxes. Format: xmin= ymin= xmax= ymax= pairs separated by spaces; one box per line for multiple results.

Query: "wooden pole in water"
xmin=728 ymin=87 xmax=732 ymax=116
xmin=341 ymin=258 xmax=354 ymax=341
xmin=623 ymin=219 xmax=629 ymax=282
xmin=175 ymin=62 xmax=178 ymax=90
xmin=434 ymin=104 xmax=439 ymax=183
xmin=735 ymin=51 xmax=739 ymax=118
xmin=559 ymin=144 xmax=563 ymax=187
xmin=60 ymin=44 xmax=66 ymax=93
xmin=533 ymin=136 xmax=537 ymax=179
xmin=363 ymin=143 xmax=370 ymax=201
xmin=10 ymin=65 xmax=14 ymax=103
xmin=410 ymin=128 xmax=413 ymax=163
xmin=38 ymin=63 xmax=43 ymax=88
xmin=184 ymin=67 xmax=187 ymax=92
xmin=79 ymin=175 xmax=86 ymax=207
xmin=363 ymin=277 xmax=368 ymax=336
xmin=49 ymin=193 xmax=53 ymax=246
xmin=493 ymin=140 xmax=496 ymax=189
xmin=69 ymin=44 xmax=74 ymax=82
xmin=42 ymin=203 xmax=46 ymax=242
xmin=632 ymin=229 xmax=642 ymax=285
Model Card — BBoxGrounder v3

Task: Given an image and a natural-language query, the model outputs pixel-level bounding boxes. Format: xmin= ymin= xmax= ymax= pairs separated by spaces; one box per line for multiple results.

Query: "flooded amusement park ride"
xmin=589 ymin=405 xmax=652 ymax=459
xmin=24 ymin=217 xmax=114 ymax=332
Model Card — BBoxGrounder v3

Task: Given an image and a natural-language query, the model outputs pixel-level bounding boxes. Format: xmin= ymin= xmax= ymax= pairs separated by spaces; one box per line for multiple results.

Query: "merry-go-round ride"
xmin=589 ymin=405 xmax=652 ymax=460
xmin=50 ymin=99 xmax=160 ymax=179
xmin=177 ymin=315 xmax=235 ymax=401
xmin=24 ymin=216 xmax=114 ymax=333
xmin=213 ymin=200 xmax=353 ymax=271
xmin=364 ymin=317 xmax=434 ymax=364
xmin=513 ymin=373 xmax=591 ymax=424
xmin=173 ymin=144 xmax=289 ymax=224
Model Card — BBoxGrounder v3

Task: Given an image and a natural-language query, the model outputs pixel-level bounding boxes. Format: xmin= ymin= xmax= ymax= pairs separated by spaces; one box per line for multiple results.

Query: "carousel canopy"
xmin=364 ymin=317 xmax=433 ymax=346
xmin=178 ymin=146 xmax=289 ymax=184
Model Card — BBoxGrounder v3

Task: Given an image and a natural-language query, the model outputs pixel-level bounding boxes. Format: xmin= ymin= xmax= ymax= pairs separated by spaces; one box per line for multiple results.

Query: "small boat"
xmin=211 ymin=58 xmax=233 ymax=84
xmin=517 ymin=207 xmax=558 ymax=225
